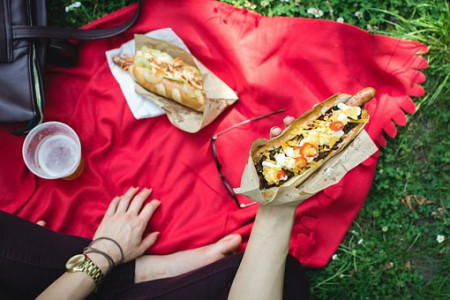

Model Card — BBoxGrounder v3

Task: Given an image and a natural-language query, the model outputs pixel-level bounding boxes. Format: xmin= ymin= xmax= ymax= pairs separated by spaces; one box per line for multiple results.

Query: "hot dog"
xmin=252 ymin=88 xmax=376 ymax=198
xmin=113 ymin=46 xmax=206 ymax=112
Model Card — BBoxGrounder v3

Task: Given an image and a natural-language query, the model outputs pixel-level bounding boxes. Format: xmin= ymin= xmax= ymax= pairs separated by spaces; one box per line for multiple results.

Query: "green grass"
xmin=48 ymin=0 xmax=449 ymax=298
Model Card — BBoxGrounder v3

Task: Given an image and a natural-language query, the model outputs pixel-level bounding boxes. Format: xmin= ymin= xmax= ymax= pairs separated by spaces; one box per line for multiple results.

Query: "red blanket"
xmin=0 ymin=0 xmax=427 ymax=267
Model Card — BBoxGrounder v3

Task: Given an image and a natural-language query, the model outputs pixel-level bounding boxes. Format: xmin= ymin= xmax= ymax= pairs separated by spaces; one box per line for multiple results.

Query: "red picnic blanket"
xmin=0 ymin=0 xmax=427 ymax=267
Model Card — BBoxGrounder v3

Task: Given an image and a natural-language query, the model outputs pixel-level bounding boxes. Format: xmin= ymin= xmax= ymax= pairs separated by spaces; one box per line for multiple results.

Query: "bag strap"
xmin=12 ymin=0 xmax=142 ymax=41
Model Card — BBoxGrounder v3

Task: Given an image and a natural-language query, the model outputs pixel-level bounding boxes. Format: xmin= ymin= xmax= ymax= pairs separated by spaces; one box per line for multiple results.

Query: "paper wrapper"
xmin=234 ymin=130 xmax=378 ymax=207
xmin=133 ymin=34 xmax=238 ymax=133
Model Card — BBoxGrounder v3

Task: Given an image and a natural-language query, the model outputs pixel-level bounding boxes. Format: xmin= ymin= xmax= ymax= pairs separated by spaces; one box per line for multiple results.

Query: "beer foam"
xmin=37 ymin=135 xmax=79 ymax=177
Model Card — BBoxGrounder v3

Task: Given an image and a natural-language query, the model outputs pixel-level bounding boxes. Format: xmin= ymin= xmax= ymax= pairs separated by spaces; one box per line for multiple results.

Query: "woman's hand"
xmin=92 ymin=187 xmax=160 ymax=264
xmin=37 ymin=187 xmax=160 ymax=300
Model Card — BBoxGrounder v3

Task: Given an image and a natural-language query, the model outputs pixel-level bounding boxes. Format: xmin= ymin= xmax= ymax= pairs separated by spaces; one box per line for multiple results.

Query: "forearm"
xmin=37 ymin=252 xmax=111 ymax=300
xmin=228 ymin=205 xmax=296 ymax=300
xmin=36 ymin=236 xmax=125 ymax=300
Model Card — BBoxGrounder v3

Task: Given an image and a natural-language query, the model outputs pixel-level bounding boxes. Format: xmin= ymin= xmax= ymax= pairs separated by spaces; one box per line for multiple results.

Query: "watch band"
xmin=81 ymin=256 xmax=104 ymax=287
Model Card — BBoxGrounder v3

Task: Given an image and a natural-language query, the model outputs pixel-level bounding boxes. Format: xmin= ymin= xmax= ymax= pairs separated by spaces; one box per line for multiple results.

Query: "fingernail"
xmin=223 ymin=234 xmax=239 ymax=242
xmin=229 ymin=234 xmax=241 ymax=241
xmin=150 ymin=199 xmax=161 ymax=207
xmin=284 ymin=116 xmax=295 ymax=123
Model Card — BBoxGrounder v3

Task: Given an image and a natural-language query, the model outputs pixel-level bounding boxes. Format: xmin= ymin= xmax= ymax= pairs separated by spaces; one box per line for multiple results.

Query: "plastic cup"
xmin=22 ymin=122 xmax=84 ymax=180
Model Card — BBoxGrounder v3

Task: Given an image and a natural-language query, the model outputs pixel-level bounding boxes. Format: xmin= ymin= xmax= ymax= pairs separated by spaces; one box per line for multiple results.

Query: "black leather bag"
xmin=0 ymin=0 xmax=142 ymax=133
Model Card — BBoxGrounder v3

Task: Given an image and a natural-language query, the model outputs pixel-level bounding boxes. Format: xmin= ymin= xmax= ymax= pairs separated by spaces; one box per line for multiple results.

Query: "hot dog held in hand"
xmin=252 ymin=88 xmax=376 ymax=198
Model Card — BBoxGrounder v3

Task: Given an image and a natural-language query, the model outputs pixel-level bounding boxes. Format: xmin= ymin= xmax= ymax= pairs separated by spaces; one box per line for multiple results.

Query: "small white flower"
xmin=244 ymin=1 xmax=257 ymax=9
xmin=357 ymin=238 xmax=364 ymax=245
xmin=339 ymin=274 xmax=345 ymax=278
xmin=280 ymin=0 xmax=290 ymax=2
xmin=332 ymin=254 xmax=338 ymax=260
xmin=307 ymin=7 xmax=324 ymax=18
xmin=261 ymin=0 xmax=269 ymax=7
xmin=436 ymin=234 xmax=445 ymax=243
xmin=65 ymin=2 xmax=81 ymax=13
xmin=366 ymin=24 xmax=378 ymax=32
xmin=354 ymin=11 xmax=363 ymax=18
xmin=336 ymin=17 xmax=345 ymax=23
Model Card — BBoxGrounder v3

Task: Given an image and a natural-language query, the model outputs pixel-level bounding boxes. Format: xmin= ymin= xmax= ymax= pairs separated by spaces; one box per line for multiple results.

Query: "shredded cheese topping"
xmin=134 ymin=46 xmax=204 ymax=90
xmin=259 ymin=102 xmax=365 ymax=186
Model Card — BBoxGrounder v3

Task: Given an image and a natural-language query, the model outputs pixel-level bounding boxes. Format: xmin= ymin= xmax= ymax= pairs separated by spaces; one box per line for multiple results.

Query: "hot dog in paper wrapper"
xmin=113 ymin=34 xmax=238 ymax=133
xmin=235 ymin=88 xmax=379 ymax=206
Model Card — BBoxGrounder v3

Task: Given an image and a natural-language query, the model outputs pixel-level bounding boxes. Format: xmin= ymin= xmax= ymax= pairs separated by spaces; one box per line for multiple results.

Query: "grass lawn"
xmin=49 ymin=0 xmax=449 ymax=298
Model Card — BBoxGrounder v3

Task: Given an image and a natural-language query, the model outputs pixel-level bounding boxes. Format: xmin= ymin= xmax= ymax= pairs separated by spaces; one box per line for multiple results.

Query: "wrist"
xmin=89 ymin=237 xmax=124 ymax=265
xmin=250 ymin=205 xmax=297 ymax=251
xmin=88 ymin=241 xmax=122 ymax=265
xmin=256 ymin=205 xmax=297 ymax=224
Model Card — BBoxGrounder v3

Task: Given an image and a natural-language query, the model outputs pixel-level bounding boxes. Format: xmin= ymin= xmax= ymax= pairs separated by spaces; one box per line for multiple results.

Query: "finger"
xmin=283 ymin=116 xmax=295 ymax=127
xmin=117 ymin=187 xmax=139 ymax=212
xmin=139 ymin=231 xmax=160 ymax=253
xmin=36 ymin=220 xmax=46 ymax=227
xmin=138 ymin=200 xmax=161 ymax=226
xmin=128 ymin=188 xmax=152 ymax=214
xmin=270 ymin=126 xmax=282 ymax=138
xmin=105 ymin=196 xmax=120 ymax=217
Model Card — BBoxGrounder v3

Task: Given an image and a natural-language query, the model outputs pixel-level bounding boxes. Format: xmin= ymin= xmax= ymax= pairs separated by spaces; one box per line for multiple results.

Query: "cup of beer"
xmin=22 ymin=122 xmax=84 ymax=180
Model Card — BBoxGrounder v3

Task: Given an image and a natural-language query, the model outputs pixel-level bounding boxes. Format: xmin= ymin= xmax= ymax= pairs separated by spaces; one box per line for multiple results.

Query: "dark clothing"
xmin=0 ymin=211 xmax=309 ymax=299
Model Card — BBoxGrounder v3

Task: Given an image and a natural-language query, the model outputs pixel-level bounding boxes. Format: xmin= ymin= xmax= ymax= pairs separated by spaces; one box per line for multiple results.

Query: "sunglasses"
xmin=211 ymin=109 xmax=286 ymax=208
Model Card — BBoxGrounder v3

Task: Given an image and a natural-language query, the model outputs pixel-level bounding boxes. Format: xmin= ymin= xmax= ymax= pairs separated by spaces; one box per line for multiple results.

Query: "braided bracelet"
xmin=89 ymin=237 xmax=124 ymax=265
xmin=83 ymin=246 xmax=115 ymax=273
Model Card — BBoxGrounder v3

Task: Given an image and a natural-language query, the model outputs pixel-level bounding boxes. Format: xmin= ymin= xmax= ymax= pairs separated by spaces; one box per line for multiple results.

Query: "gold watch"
xmin=65 ymin=254 xmax=104 ymax=287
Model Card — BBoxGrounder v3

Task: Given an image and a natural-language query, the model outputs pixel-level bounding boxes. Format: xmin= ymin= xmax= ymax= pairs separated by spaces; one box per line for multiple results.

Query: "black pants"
xmin=0 ymin=210 xmax=310 ymax=299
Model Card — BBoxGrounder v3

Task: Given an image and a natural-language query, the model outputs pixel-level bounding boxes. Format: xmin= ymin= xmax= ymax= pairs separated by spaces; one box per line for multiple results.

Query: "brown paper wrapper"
xmin=133 ymin=35 xmax=238 ymax=133
xmin=234 ymin=130 xmax=378 ymax=207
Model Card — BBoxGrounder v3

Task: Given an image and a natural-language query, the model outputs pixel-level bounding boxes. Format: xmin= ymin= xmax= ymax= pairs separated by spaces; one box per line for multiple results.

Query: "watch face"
xmin=66 ymin=254 xmax=86 ymax=270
